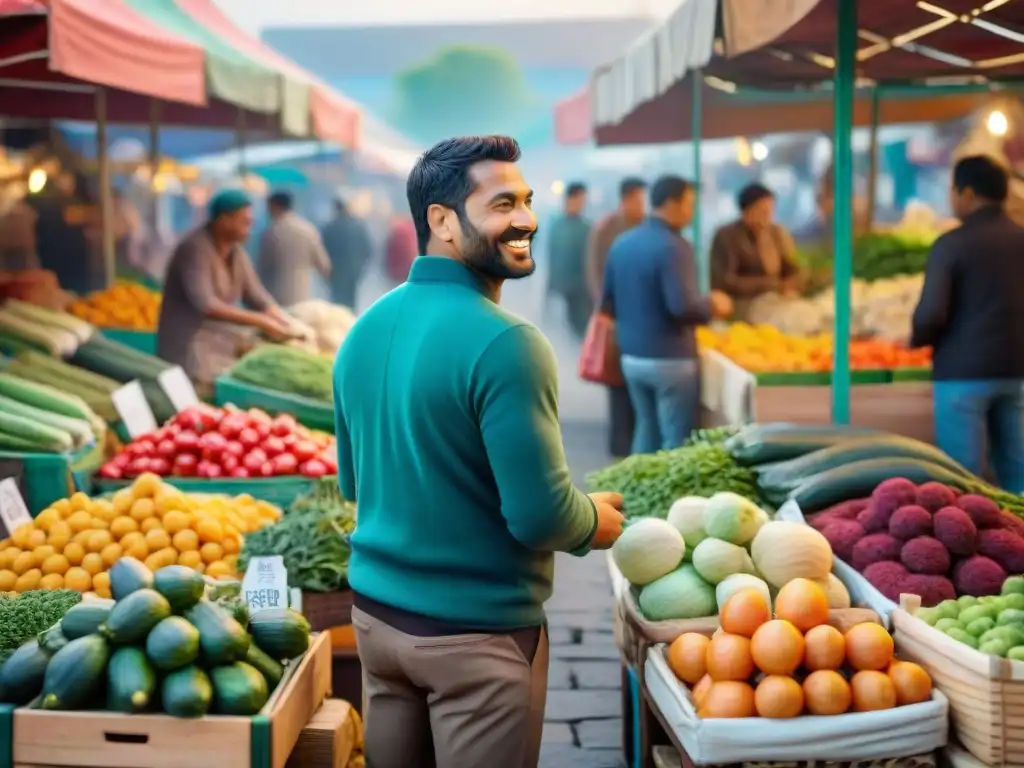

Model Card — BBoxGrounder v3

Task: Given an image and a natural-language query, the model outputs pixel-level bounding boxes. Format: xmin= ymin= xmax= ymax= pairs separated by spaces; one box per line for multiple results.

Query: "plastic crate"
xmin=891 ymin=367 xmax=932 ymax=382
xmin=851 ymin=369 xmax=893 ymax=385
xmin=94 ymin=474 xmax=331 ymax=508
xmin=100 ymin=329 xmax=157 ymax=355
xmin=0 ymin=443 xmax=103 ymax=515
xmin=215 ymin=375 xmax=334 ymax=432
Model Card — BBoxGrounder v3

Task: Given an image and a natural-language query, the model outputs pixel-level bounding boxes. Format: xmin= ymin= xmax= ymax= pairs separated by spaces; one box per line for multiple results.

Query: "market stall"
xmin=588 ymin=422 xmax=1024 ymax=767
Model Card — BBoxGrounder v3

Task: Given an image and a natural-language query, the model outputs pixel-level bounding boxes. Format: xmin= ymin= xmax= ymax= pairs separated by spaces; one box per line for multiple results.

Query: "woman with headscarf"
xmin=156 ymin=190 xmax=295 ymax=396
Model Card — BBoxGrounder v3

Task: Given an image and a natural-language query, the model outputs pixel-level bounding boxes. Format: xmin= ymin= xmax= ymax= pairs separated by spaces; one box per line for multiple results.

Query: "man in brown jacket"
xmin=586 ymin=177 xmax=647 ymax=458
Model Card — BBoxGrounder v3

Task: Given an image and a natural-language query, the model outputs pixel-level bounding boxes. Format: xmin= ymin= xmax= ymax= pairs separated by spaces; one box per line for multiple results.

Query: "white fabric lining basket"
xmin=777 ymin=499 xmax=899 ymax=627
xmin=645 ymin=643 xmax=949 ymax=765
xmin=607 ymin=550 xmax=628 ymax=600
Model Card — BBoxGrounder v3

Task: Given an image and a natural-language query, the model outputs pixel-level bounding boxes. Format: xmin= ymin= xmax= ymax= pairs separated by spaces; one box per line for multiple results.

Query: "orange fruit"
xmin=754 ymin=675 xmax=805 ymax=718
xmin=63 ymin=567 xmax=92 ymax=593
xmin=750 ymin=620 xmax=804 ymax=676
xmin=774 ymin=578 xmax=830 ymax=632
xmin=667 ymin=633 xmax=711 ymax=685
xmin=888 ymin=661 xmax=932 ymax=705
xmin=850 ymin=670 xmax=897 ymax=711
xmin=804 ymin=625 xmax=846 ymax=671
xmin=698 ymin=681 xmax=756 ymax=718
xmin=706 ymin=632 xmax=754 ymax=682
xmin=844 ymin=623 xmax=894 ymax=671
xmin=720 ymin=589 xmax=771 ymax=638
xmin=802 ymin=670 xmax=852 ymax=715
xmin=692 ymin=674 xmax=713 ymax=708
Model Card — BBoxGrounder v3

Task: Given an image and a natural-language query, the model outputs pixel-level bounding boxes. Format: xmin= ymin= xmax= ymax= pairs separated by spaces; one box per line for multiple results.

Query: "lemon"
xmin=63 ymin=542 xmax=86 ymax=566
xmin=14 ymin=568 xmax=41 ymax=592
xmin=64 ymin=567 xmax=92 ymax=593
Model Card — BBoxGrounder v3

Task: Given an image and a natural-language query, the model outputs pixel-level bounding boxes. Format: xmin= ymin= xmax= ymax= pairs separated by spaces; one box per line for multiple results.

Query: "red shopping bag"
xmin=578 ymin=312 xmax=624 ymax=386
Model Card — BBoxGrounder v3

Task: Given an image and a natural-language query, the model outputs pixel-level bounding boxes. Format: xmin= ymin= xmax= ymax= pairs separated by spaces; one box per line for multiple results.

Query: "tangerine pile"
xmin=667 ymin=578 xmax=933 ymax=718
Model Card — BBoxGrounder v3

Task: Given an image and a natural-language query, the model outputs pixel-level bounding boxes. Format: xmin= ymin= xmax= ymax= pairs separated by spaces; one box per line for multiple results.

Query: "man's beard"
xmin=460 ymin=216 xmax=536 ymax=280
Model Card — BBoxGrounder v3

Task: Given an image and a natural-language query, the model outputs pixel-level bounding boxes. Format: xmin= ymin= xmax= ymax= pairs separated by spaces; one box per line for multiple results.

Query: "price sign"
xmin=0 ymin=477 xmax=33 ymax=539
xmin=112 ymin=380 xmax=158 ymax=438
xmin=157 ymin=366 xmax=200 ymax=413
xmin=242 ymin=555 xmax=289 ymax=616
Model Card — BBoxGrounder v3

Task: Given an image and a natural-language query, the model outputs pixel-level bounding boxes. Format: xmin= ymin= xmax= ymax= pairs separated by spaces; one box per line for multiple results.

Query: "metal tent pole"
xmin=692 ymin=71 xmax=706 ymax=291
xmin=864 ymin=86 xmax=880 ymax=233
xmin=96 ymin=87 xmax=115 ymax=288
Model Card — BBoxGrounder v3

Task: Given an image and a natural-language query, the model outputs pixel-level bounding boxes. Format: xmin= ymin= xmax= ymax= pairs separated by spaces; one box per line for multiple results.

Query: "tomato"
xmin=320 ymin=452 xmax=338 ymax=474
xmin=270 ymin=414 xmax=297 ymax=437
xmin=220 ymin=454 xmax=240 ymax=474
xmin=271 ymin=453 xmax=298 ymax=476
xmin=223 ymin=440 xmax=245 ymax=459
xmin=126 ymin=457 xmax=151 ymax=477
xmin=217 ymin=413 xmax=247 ymax=440
xmin=174 ymin=407 xmax=207 ymax=434
xmin=299 ymin=459 xmax=329 ymax=478
xmin=164 ymin=422 xmax=182 ymax=437
xmin=199 ymin=432 xmax=228 ymax=462
xmin=254 ymin=422 xmax=271 ymax=440
xmin=222 ymin=402 xmax=242 ymax=413
xmin=242 ymin=449 xmax=268 ymax=474
xmin=112 ymin=453 xmax=132 ymax=469
xmin=148 ymin=458 xmax=171 ymax=476
xmin=174 ymin=430 xmax=200 ymax=454
xmin=259 ymin=461 xmax=276 ymax=478
xmin=98 ymin=462 xmax=122 ymax=479
xmin=262 ymin=436 xmax=286 ymax=458
xmin=229 ymin=466 xmax=250 ymax=478
xmin=293 ymin=440 xmax=319 ymax=463
xmin=281 ymin=434 xmax=299 ymax=450
xmin=246 ymin=408 xmax=271 ymax=424
xmin=238 ymin=427 xmax=260 ymax=450
xmin=173 ymin=453 xmax=198 ymax=477
xmin=155 ymin=439 xmax=177 ymax=459
xmin=205 ymin=463 xmax=223 ymax=478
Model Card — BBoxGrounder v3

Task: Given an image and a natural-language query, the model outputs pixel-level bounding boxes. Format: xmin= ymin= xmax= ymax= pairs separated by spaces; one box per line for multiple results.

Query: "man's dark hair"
xmin=268 ymin=191 xmax=293 ymax=210
xmin=406 ymin=136 xmax=522 ymax=255
xmin=619 ymin=177 xmax=646 ymax=199
xmin=737 ymin=183 xmax=773 ymax=211
xmin=954 ymin=155 xmax=1009 ymax=203
xmin=566 ymin=182 xmax=587 ymax=198
xmin=650 ymin=175 xmax=693 ymax=208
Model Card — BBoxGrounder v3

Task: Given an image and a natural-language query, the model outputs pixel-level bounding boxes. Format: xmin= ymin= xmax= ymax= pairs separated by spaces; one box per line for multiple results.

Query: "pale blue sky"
xmin=213 ymin=0 xmax=678 ymax=32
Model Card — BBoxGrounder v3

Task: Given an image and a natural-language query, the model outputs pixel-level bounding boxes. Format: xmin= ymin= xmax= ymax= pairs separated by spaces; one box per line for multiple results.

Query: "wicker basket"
xmin=302 ymin=590 xmax=355 ymax=632
xmin=652 ymin=746 xmax=938 ymax=768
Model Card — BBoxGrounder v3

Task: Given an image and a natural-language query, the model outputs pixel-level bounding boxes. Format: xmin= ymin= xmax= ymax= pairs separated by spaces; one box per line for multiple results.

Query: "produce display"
xmin=4 ymin=350 xmax=120 ymax=423
xmin=69 ymin=334 xmax=176 ymax=423
xmin=96 ymin=404 xmax=337 ymax=480
xmin=809 ymin=478 xmax=1024 ymax=606
xmin=0 ymin=270 xmax=71 ymax=311
xmin=666 ymin=580 xmax=933 ymax=718
xmin=68 ymin=283 xmax=162 ymax=331
xmin=287 ymin=300 xmax=356 ymax=355
xmin=0 ymin=371 xmax=105 ymax=452
xmin=587 ymin=432 xmax=761 ymax=521
xmin=697 ymin=323 xmax=931 ymax=374
xmin=612 ymin=492 xmax=847 ymax=621
xmin=0 ymin=555 xmax=311 ymax=717
xmin=241 ymin=478 xmax=355 ymax=592
xmin=229 ymin=344 xmax=333 ymax=402
xmin=0 ymin=299 xmax=94 ymax=357
xmin=0 ymin=590 xmax=82 ymax=664
xmin=913 ymin=575 xmax=1024 ymax=658
xmin=0 ymin=473 xmax=282 ymax=594
xmin=730 ymin=274 xmax=926 ymax=340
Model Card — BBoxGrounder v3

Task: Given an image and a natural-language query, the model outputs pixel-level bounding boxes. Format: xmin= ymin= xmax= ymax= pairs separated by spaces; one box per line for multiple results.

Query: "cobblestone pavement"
xmin=540 ymin=419 xmax=626 ymax=768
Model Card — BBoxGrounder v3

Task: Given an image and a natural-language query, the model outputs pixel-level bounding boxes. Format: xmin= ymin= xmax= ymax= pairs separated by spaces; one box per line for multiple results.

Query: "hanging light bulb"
xmin=27 ymin=168 xmax=47 ymax=194
xmin=987 ymin=109 xmax=1009 ymax=137
xmin=752 ymin=141 xmax=769 ymax=162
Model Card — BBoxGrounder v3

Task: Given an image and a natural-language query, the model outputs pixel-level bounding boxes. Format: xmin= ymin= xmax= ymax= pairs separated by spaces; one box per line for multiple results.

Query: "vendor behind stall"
xmin=156 ymin=190 xmax=294 ymax=396
xmin=710 ymin=183 xmax=803 ymax=320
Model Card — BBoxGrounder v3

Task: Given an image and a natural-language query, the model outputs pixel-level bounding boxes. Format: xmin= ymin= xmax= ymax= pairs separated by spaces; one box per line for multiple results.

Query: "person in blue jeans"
xmin=911 ymin=155 xmax=1024 ymax=492
xmin=602 ymin=175 xmax=732 ymax=454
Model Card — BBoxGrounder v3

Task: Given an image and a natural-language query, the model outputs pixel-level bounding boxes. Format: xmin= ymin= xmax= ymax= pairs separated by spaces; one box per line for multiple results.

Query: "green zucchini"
xmin=759 ymin=436 xmax=976 ymax=495
xmin=247 ymin=608 xmax=311 ymax=660
xmin=16 ymin=351 xmax=121 ymax=394
xmin=100 ymin=589 xmax=171 ymax=645
xmin=0 ymin=330 xmax=42 ymax=355
xmin=0 ymin=393 xmax=93 ymax=449
xmin=60 ymin=600 xmax=116 ymax=640
xmin=726 ymin=425 xmax=884 ymax=466
xmin=0 ymin=372 xmax=99 ymax=423
xmin=153 ymin=565 xmax=206 ymax=612
xmin=108 ymin=557 xmax=154 ymax=600
xmin=145 ymin=617 xmax=200 ymax=671
xmin=161 ymin=665 xmax=213 ymax=718
xmin=734 ymin=422 xmax=882 ymax=443
xmin=71 ymin=337 xmax=169 ymax=384
xmin=244 ymin=643 xmax=284 ymax=688
xmin=0 ymin=431 xmax=44 ymax=452
xmin=789 ymin=458 xmax=971 ymax=513
xmin=210 ymin=662 xmax=269 ymax=715
xmin=0 ymin=309 xmax=71 ymax=355
xmin=0 ymin=639 xmax=52 ymax=704
xmin=184 ymin=600 xmax=250 ymax=666
xmin=107 ymin=646 xmax=157 ymax=713
xmin=0 ymin=411 xmax=73 ymax=453
xmin=37 ymin=624 xmax=70 ymax=655
xmin=39 ymin=634 xmax=110 ymax=710
xmin=4 ymin=299 xmax=94 ymax=342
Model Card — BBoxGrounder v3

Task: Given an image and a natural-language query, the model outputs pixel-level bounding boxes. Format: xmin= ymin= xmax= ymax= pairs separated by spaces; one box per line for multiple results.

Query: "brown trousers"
xmin=352 ymin=606 xmax=549 ymax=768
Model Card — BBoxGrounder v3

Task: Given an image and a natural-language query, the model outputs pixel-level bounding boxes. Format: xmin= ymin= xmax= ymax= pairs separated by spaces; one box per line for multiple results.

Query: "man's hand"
xmin=779 ymin=278 xmax=801 ymax=299
xmin=258 ymin=315 xmax=295 ymax=341
xmin=709 ymin=290 xmax=734 ymax=319
xmin=589 ymin=492 xmax=625 ymax=549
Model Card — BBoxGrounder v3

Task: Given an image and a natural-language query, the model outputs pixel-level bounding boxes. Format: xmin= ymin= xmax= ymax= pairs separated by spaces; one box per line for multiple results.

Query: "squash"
xmin=612 ymin=518 xmax=685 ymax=586
xmin=750 ymin=521 xmax=833 ymax=588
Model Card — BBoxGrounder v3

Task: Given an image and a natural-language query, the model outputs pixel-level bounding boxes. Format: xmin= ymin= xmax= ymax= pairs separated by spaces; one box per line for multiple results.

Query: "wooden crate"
xmin=11 ymin=632 xmax=332 ymax=768
xmin=892 ymin=596 xmax=1024 ymax=767
xmin=286 ymin=699 xmax=362 ymax=768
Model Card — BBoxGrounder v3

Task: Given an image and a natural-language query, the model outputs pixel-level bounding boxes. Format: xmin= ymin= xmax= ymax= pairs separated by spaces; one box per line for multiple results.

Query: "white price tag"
xmin=0 ymin=477 xmax=33 ymax=538
xmin=157 ymin=366 xmax=200 ymax=412
xmin=242 ymin=555 xmax=289 ymax=616
xmin=112 ymin=380 xmax=158 ymax=438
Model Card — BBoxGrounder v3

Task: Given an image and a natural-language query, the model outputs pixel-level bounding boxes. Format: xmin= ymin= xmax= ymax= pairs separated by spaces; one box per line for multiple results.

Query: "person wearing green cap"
xmin=157 ymin=189 xmax=295 ymax=395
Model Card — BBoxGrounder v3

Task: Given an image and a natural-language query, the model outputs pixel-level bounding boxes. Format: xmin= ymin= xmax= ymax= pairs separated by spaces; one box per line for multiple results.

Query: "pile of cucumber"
xmin=0 ymin=557 xmax=311 ymax=718
xmin=727 ymin=423 xmax=1024 ymax=516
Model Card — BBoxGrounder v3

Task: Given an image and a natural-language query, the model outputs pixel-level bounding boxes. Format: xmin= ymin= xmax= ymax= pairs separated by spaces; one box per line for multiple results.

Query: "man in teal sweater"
xmin=333 ymin=136 xmax=624 ymax=768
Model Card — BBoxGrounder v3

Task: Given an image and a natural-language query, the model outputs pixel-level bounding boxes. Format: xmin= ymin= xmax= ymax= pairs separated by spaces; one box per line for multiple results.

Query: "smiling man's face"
xmin=455 ymin=160 xmax=537 ymax=280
